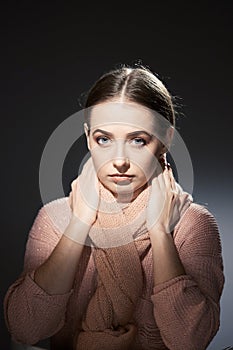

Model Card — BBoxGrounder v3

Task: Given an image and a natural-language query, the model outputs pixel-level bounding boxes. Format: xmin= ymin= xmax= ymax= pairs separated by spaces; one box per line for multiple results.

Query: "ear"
xmin=84 ymin=123 xmax=91 ymax=151
xmin=164 ymin=126 xmax=174 ymax=152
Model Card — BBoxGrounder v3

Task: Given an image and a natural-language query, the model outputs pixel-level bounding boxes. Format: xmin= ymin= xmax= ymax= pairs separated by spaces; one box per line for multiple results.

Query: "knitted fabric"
xmin=76 ymin=181 xmax=192 ymax=350
xmin=4 ymin=198 xmax=225 ymax=350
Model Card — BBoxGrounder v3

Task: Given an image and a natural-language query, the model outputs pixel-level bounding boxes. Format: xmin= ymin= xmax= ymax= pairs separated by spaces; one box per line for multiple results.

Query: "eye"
xmin=130 ymin=137 xmax=147 ymax=146
xmin=96 ymin=136 xmax=111 ymax=145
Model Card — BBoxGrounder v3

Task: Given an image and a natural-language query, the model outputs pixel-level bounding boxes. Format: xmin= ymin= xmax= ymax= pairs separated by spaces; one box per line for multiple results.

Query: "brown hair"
xmin=83 ymin=64 xmax=176 ymax=129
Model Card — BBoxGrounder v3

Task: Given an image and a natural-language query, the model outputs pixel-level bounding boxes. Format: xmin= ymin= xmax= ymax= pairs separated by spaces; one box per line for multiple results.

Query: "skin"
xmin=85 ymin=100 xmax=186 ymax=284
xmin=34 ymin=99 xmax=186 ymax=296
xmin=84 ymin=101 xmax=166 ymax=203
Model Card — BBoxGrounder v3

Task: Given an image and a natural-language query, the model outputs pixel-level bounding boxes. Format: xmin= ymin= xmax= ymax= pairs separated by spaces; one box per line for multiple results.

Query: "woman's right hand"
xmin=69 ymin=157 xmax=100 ymax=226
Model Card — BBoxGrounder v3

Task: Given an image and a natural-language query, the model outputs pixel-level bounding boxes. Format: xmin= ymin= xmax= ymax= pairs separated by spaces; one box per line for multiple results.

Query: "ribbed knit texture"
xmin=4 ymin=189 xmax=224 ymax=350
xmin=76 ymin=183 xmax=151 ymax=349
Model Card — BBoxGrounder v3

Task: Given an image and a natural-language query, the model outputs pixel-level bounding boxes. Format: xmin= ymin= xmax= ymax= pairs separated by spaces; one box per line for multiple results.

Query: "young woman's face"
xmin=84 ymin=101 xmax=167 ymax=201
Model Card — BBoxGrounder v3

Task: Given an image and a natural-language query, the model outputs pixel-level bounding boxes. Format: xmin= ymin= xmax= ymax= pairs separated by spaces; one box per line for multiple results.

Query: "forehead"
xmin=89 ymin=102 xmax=157 ymax=133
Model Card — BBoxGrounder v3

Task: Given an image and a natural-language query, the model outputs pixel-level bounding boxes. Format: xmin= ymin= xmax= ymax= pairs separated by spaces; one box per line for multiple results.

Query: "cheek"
xmin=128 ymin=148 xmax=159 ymax=177
xmin=90 ymin=144 xmax=161 ymax=179
xmin=90 ymin=149 xmax=110 ymax=176
xmin=137 ymin=158 xmax=158 ymax=180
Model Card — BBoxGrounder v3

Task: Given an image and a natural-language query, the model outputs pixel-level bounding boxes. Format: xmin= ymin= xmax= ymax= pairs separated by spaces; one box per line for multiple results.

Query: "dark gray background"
xmin=1 ymin=1 xmax=233 ymax=349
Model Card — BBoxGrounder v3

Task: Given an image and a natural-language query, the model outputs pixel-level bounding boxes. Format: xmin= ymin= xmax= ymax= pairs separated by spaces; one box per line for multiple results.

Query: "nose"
xmin=113 ymin=157 xmax=130 ymax=173
xmin=112 ymin=141 xmax=130 ymax=173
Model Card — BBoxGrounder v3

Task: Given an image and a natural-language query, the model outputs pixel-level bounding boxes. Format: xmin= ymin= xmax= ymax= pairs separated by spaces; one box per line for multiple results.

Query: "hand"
xmin=146 ymin=157 xmax=192 ymax=234
xmin=69 ymin=157 xmax=100 ymax=226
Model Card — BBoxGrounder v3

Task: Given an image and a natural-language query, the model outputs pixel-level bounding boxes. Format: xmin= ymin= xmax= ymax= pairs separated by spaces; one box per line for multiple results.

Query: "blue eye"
xmin=131 ymin=138 xmax=147 ymax=146
xmin=96 ymin=136 xmax=110 ymax=145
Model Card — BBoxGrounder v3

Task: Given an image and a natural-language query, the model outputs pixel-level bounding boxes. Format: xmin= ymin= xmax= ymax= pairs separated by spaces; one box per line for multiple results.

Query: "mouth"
xmin=109 ymin=174 xmax=134 ymax=183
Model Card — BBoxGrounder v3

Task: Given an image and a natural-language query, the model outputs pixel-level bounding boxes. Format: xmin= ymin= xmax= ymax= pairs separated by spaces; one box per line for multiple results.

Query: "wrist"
xmin=149 ymin=222 xmax=173 ymax=235
xmin=149 ymin=225 xmax=173 ymax=243
xmin=149 ymin=224 xmax=166 ymax=235
xmin=64 ymin=214 xmax=92 ymax=244
xmin=72 ymin=208 xmax=97 ymax=226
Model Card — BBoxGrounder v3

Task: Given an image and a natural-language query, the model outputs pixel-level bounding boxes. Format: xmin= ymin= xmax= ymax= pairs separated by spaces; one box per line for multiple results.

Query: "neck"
xmin=114 ymin=183 xmax=148 ymax=204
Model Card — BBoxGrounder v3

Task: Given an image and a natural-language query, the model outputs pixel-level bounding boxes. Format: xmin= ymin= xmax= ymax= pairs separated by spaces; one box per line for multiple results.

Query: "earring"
xmin=159 ymin=153 xmax=171 ymax=170
xmin=159 ymin=154 xmax=166 ymax=170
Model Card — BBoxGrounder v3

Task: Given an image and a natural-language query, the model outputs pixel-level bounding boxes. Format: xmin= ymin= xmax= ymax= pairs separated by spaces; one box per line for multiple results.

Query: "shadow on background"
xmin=1 ymin=1 xmax=233 ymax=349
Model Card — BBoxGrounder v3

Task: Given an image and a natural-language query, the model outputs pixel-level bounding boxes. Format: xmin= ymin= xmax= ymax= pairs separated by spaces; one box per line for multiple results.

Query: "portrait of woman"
xmin=3 ymin=65 xmax=225 ymax=350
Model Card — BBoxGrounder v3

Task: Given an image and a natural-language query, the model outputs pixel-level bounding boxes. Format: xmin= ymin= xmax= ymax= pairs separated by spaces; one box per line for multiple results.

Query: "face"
xmin=84 ymin=101 xmax=170 ymax=202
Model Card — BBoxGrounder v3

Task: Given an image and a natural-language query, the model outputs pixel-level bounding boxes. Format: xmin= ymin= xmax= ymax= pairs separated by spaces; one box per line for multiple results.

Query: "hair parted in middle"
xmin=82 ymin=63 xmax=177 ymax=130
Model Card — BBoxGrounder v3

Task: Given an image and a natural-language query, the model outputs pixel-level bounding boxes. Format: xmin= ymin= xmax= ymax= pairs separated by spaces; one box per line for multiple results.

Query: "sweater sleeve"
xmin=4 ymin=199 xmax=73 ymax=345
xmin=151 ymin=203 xmax=225 ymax=350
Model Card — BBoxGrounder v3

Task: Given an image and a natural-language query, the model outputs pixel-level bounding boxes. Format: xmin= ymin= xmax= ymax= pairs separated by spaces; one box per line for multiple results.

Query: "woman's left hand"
xmin=146 ymin=157 xmax=191 ymax=234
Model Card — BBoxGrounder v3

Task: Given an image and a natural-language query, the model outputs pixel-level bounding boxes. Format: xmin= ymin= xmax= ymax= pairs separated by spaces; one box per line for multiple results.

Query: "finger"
xmin=178 ymin=193 xmax=192 ymax=213
xmin=158 ymin=154 xmax=166 ymax=171
xmin=83 ymin=159 xmax=99 ymax=196
xmin=68 ymin=191 xmax=73 ymax=210
xmin=155 ymin=161 xmax=167 ymax=191
xmin=71 ymin=178 xmax=77 ymax=191
xmin=162 ymin=166 xmax=172 ymax=192
xmin=167 ymin=167 xmax=178 ymax=194
xmin=81 ymin=156 xmax=93 ymax=170
xmin=82 ymin=157 xmax=98 ymax=182
xmin=151 ymin=172 xmax=161 ymax=192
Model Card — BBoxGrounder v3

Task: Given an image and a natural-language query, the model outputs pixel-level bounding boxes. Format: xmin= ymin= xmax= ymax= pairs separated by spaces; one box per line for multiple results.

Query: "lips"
xmin=109 ymin=174 xmax=134 ymax=184
xmin=109 ymin=174 xmax=134 ymax=178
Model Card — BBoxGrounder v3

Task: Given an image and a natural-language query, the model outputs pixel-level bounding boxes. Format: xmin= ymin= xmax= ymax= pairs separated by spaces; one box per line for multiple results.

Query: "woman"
xmin=4 ymin=65 xmax=225 ymax=350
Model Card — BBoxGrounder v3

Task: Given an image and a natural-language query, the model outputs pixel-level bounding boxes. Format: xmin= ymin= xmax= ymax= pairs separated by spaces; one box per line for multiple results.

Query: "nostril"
xmin=113 ymin=158 xmax=130 ymax=173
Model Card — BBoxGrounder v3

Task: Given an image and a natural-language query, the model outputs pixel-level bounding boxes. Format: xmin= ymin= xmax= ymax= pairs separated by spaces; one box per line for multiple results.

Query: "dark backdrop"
xmin=1 ymin=2 xmax=233 ymax=349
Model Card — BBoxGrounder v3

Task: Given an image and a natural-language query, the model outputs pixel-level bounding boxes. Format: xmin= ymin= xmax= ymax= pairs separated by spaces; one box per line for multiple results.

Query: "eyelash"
xmin=96 ymin=136 xmax=111 ymax=145
xmin=96 ymin=136 xmax=147 ymax=147
xmin=131 ymin=137 xmax=147 ymax=146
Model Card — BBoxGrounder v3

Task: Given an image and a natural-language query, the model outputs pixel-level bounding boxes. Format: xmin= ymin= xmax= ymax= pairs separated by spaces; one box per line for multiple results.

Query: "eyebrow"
xmin=92 ymin=129 xmax=153 ymax=138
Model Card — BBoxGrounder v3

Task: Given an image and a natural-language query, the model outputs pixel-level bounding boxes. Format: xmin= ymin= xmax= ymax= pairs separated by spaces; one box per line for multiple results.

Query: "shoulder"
xmin=42 ymin=196 xmax=70 ymax=211
xmin=174 ymin=202 xmax=220 ymax=244
xmin=177 ymin=202 xmax=219 ymax=230
xmin=38 ymin=196 xmax=72 ymax=234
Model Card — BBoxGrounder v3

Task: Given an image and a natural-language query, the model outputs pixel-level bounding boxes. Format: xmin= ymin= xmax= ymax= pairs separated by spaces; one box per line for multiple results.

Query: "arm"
xmin=147 ymin=163 xmax=191 ymax=285
xmin=151 ymin=205 xmax=224 ymax=350
xmin=34 ymin=214 xmax=90 ymax=295
xmin=34 ymin=156 xmax=99 ymax=295
xmin=4 ymin=203 xmax=91 ymax=345
xmin=147 ymin=164 xmax=224 ymax=350
xmin=150 ymin=227 xmax=186 ymax=284
xmin=4 ymin=158 xmax=99 ymax=345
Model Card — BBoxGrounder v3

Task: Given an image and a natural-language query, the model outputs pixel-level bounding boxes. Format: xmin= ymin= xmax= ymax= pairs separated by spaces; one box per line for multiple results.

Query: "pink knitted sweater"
xmin=4 ymin=198 xmax=224 ymax=350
